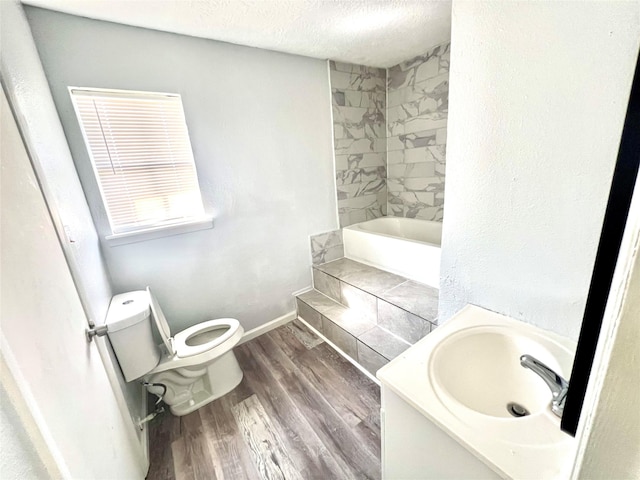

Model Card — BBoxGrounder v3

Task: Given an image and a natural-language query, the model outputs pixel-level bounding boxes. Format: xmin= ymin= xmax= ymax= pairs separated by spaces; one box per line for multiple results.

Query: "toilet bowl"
xmin=105 ymin=288 xmax=244 ymax=416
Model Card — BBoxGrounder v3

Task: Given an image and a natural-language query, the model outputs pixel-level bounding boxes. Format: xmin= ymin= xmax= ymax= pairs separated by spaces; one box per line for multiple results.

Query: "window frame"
xmin=68 ymin=86 xmax=212 ymax=246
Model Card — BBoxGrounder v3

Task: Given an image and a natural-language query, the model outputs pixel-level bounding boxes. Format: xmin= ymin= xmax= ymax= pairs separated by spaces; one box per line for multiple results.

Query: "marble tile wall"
xmin=330 ymin=61 xmax=387 ymax=227
xmin=310 ymin=229 xmax=344 ymax=265
xmin=386 ymin=43 xmax=450 ymax=221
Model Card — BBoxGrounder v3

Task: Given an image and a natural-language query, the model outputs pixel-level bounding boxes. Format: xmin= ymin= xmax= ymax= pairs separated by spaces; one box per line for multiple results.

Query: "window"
xmin=69 ymin=87 xmax=211 ymax=244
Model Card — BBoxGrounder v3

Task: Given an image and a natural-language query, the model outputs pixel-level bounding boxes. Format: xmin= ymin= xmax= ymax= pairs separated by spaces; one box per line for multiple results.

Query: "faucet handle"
xmin=520 ymin=354 xmax=569 ymax=418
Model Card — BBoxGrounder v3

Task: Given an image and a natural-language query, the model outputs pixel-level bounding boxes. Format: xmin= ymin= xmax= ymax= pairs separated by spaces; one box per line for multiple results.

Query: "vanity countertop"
xmin=377 ymin=305 xmax=578 ymax=480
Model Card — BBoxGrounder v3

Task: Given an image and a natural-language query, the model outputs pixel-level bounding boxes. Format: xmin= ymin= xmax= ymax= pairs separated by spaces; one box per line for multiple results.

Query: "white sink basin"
xmin=377 ymin=305 xmax=578 ymax=479
xmin=430 ymin=326 xmax=568 ymax=419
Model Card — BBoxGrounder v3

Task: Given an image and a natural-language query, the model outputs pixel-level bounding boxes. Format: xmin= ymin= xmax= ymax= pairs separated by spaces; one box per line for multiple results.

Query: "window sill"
xmin=105 ymin=217 xmax=214 ymax=247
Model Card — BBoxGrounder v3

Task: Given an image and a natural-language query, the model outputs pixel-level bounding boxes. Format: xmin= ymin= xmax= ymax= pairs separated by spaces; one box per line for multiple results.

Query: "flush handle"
xmin=85 ymin=320 xmax=108 ymax=343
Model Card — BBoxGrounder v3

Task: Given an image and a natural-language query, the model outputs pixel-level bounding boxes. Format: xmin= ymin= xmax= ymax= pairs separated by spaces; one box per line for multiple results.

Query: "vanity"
xmin=377 ymin=305 xmax=578 ymax=479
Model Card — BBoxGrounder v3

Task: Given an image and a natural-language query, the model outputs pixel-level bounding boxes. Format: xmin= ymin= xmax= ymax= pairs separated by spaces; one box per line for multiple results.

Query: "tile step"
xmin=311 ymin=262 xmax=436 ymax=345
xmin=313 ymin=258 xmax=439 ymax=324
xmin=296 ymin=289 xmax=413 ymax=376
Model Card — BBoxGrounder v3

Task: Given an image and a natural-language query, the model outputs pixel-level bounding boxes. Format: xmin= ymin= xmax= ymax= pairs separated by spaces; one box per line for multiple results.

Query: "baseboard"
xmin=238 ymin=310 xmax=297 ymax=345
xmin=291 ymin=285 xmax=313 ymax=297
xmin=238 ymin=309 xmax=382 ymax=387
xmin=296 ymin=316 xmax=381 ymax=386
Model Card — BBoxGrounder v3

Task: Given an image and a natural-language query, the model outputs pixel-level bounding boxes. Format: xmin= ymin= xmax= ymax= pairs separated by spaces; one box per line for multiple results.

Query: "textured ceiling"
xmin=21 ymin=0 xmax=452 ymax=67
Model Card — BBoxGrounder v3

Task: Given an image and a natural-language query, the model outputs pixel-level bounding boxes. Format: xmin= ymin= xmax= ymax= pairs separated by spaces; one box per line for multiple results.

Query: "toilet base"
xmin=149 ymin=349 xmax=244 ymax=417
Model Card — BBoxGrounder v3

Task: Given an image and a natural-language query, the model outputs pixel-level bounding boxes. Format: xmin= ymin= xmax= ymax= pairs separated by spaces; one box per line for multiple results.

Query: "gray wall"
xmin=440 ymin=1 xmax=640 ymax=340
xmin=25 ymin=7 xmax=337 ymax=333
xmin=330 ymin=61 xmax=387 ymax=227
xmin=387 ymin=43 xmax=449 ymax=221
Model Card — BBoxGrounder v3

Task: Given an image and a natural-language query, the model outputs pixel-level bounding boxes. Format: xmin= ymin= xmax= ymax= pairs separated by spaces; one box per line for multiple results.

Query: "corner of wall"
xmin=326 ymin=59 xmax=341 ymax=229
xmin=0 ymin=351 xmax=63 ymax=479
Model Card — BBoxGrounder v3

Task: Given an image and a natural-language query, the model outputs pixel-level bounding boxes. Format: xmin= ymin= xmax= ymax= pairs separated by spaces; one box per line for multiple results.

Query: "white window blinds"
xmin=69 ymin=88 xmax=205 ymax=234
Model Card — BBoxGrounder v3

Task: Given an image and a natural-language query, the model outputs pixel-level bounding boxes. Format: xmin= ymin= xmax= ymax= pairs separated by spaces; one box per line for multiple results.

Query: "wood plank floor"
xmin=147 ymin=320 xmax=381 ymax=480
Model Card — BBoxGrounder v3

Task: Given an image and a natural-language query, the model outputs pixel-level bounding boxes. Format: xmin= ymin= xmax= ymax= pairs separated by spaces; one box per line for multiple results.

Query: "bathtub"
xmin=343 ymin=217 xmax=442 ymax=288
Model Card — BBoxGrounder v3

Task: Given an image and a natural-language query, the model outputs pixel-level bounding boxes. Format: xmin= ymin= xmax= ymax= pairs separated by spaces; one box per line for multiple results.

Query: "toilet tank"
xmin=106 ymin=290 xmax=161 ymax=382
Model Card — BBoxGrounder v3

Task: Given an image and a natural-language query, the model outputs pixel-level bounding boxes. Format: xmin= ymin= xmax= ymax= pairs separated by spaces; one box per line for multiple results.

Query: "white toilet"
xmin=105 ymin=287 xmax=244 ymax=416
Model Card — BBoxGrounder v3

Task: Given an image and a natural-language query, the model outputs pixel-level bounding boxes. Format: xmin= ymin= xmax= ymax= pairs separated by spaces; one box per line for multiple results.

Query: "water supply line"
xmin=137 ymin=407 xmax=164 ymax=430
xmin=137 ymin=381 xmax=167 ymax=430
xmin=144 ymin=381 xmax=167 ymax=406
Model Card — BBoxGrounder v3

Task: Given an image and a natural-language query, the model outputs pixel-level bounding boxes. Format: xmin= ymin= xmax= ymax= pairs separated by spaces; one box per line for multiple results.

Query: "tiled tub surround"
xmin=343 ymin=217 xmax=442 ymax=288
xmin=330 ymin=61 xmax=387 ymax=227
xmin=309 ymin=229 xmax=344 ymax=265
xmin=387 ymin=43 xmax=450 ymax=221
xmin=296 ymin=258 xmax=439 ymax=375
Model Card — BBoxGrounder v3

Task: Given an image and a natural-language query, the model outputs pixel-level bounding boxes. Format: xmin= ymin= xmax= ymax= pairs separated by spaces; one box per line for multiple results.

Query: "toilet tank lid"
xmin=106 ymin=291 xmax=150 ymax=332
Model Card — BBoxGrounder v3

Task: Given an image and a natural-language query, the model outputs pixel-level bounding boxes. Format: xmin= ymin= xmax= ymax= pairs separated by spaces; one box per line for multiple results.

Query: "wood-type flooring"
xmin=147 ymin=319 xmax=381 ymax=480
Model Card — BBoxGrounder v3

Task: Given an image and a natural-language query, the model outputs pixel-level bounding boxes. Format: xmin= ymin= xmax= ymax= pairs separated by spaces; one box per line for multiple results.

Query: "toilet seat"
xmin=173 ymin=318 xmax=240 ymax=358
xmin=146 ymin=287 xmax=241 ymax=359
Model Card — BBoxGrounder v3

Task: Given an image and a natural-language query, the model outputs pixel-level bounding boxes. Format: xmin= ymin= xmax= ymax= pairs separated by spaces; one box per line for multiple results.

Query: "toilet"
xmin=105 ymin=287 xmax=244 ymax=416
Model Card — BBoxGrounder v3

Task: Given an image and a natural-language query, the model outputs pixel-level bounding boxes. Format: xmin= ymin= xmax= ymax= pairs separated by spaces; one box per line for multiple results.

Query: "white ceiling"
xmin=21 ymin=0 xmax=452 ymax=68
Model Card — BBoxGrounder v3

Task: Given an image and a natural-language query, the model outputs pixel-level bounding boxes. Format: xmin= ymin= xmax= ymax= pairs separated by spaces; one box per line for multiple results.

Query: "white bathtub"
xmin=343 ymin=217 xmax=442 ymax=288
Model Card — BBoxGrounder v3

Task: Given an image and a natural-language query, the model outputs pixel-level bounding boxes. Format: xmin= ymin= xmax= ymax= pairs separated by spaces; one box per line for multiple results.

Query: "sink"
xmin=377 ymin=305 xmax=578 ymax=479
xmin=430 ymin=326 xmax=568 ymax=419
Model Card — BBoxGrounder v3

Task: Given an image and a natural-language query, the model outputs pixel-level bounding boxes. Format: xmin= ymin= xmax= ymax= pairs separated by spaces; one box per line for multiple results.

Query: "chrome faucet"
xmin=520 ymin=354 xmax=569 ymax=418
